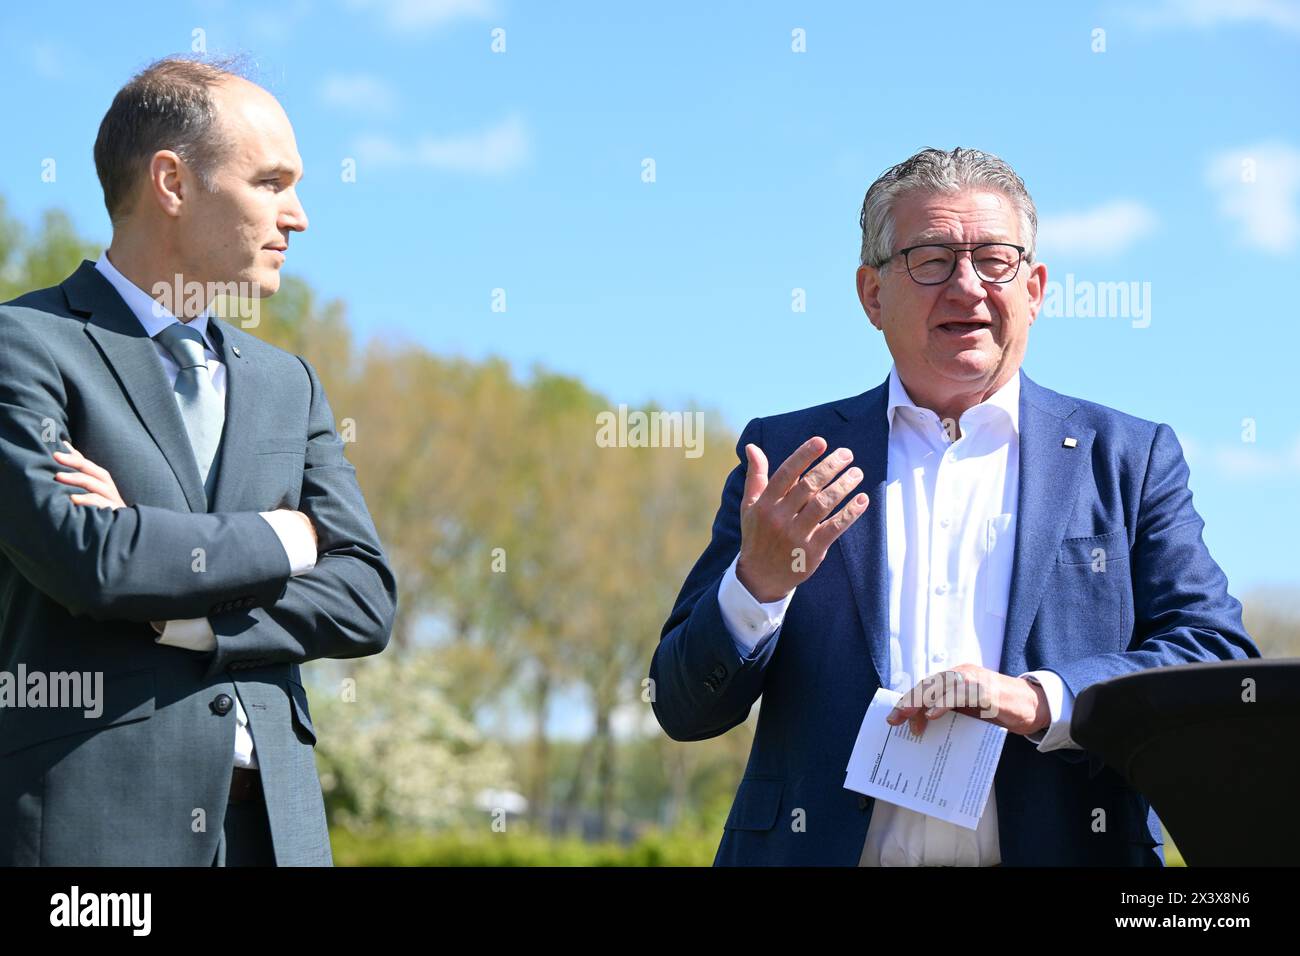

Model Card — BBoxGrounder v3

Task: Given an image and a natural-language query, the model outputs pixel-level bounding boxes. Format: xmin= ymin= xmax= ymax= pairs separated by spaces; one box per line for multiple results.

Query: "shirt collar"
xmin=886 ymin=361 xmax=1020 ymax=438
xmin=94 ymin=250 xmax=218 ymax=354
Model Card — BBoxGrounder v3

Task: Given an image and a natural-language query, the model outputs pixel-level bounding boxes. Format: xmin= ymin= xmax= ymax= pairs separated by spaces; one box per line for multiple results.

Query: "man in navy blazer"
xmin=649 ymin=147 xmax=1259 ymax=866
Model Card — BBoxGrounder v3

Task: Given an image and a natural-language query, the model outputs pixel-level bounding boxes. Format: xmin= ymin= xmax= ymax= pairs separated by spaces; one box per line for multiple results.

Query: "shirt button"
xmin=932 ymin=651 xmax=947 ymax=663
xmin=940 ymin=517 xmax=951 ymax=528
xmin=935 ymin=583 xmax=949 ymax=595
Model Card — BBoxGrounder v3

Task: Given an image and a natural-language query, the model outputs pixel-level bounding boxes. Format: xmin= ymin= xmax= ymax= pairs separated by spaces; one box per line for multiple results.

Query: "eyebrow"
xmin=905 ymin=232 xmax=1015 ymax=246
xmin=260 ymin=164 xmax=304 ymax=183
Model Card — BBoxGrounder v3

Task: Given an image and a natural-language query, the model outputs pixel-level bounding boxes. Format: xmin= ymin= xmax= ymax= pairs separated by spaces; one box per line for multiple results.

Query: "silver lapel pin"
xmin=1063 ymin=437 xmax=1078 ymax=448
xmin=232 ymin=346 xmax=241 ymax=358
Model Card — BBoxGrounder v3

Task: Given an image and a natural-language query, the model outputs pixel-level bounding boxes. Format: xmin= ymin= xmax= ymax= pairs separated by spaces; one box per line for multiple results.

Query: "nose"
xmin=945 ymin=252 xmax=987 ymax=302
xmin=281 ymin=189 xmax=308 ymax=234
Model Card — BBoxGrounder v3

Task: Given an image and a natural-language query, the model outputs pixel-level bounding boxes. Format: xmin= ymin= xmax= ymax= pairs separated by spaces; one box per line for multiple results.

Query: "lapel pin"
xmin=232 ymin=346 xmax=241 ymax=357
xmin=1063 ymin=437 xmax=1077 ymax=448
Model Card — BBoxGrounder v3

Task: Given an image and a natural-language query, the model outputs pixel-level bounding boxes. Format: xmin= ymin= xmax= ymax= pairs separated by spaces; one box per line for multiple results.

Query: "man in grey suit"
xmin=0 ymin=56 xmax=396 ymax=865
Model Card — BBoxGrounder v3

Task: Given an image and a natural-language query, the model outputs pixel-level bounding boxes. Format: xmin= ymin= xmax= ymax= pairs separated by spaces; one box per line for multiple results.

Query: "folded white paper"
xmin=844 ymin=687 xmax=1007 ymax=830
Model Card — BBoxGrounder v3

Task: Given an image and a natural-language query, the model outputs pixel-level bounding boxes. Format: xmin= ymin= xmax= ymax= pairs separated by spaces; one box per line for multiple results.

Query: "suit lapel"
xmin=66 ymin=261 xmax=208 ymax=513
xmin=830 ymin=376 xmax=892 ymax=692
xmin=997 ymin=371 xmax=1095 ymax=674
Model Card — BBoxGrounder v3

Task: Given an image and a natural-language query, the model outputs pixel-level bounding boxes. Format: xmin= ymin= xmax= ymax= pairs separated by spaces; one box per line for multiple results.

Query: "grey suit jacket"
xmin=0 ymin=261 xmax=396 ymax=866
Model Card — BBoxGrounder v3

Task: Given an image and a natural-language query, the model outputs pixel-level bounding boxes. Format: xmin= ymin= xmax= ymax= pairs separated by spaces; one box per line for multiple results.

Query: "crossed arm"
xmin=0 ymin=310 xmax=396 ymax=672
xmin=52 ymin=440 xmax=319 ymax=650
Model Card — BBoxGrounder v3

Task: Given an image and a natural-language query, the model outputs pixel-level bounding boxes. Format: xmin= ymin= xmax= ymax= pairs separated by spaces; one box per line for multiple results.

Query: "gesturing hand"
xmin=52 ymin=441 xmax=127 ymax=510
xmin=735 ymin=436 xmax=870 ymax=603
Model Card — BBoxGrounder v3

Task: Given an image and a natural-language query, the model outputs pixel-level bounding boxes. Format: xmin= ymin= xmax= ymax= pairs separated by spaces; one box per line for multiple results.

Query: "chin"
xmin=252 ymin=270 xmax=281 ymax=297
xmin=935 ymin=350 xmax=993 ymax=378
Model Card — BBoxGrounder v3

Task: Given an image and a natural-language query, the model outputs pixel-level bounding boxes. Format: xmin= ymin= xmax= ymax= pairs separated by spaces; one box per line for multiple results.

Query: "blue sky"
xmin=1 ymin=0 xmax=1296 ymax=623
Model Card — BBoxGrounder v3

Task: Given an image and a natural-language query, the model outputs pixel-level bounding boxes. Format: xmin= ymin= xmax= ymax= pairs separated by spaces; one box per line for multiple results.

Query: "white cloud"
xmin=355 ymin=114 xmax=530 ymax=175
xmin=320 ymin=73 xmax=398 ymax=115
xmin=1126 ymin=0 xmax=1300 ymax=35
xmin=1037 ymin=200 xmax=1158 ymax=257
xmin=343 ymin=0 xmax=496 ymax=32
xmin=1205 ymin=143 xmax=1300 ymax=254
xmin=1181 ymin=433 xmax=1300 ymax=479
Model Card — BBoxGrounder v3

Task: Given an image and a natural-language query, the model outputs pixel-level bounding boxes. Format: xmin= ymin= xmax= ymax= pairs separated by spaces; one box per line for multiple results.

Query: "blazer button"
xmin=858 ymin=795 xmax=869 ymax=810
xmin=211 ymin=693 xmax=234 ymax=716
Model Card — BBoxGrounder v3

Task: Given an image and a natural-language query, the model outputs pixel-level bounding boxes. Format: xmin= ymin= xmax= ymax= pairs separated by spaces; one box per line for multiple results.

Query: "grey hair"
xmin=858 ymin=147 xmax=1037 ymax=269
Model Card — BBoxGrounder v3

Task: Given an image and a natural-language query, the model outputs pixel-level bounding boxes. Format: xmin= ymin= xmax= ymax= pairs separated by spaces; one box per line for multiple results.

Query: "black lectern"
xmin=1071 ymin=658 xmax=1299 ymax=866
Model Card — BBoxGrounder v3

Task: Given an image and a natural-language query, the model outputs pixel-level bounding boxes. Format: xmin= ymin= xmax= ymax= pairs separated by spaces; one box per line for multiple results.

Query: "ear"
xmin=857 ymin=264 xmax=885 ymax=331
xmin=148 ymin=150 xmax=186 ymax=218
xmin=1024 ymin=259 xmax=1048 ymax=327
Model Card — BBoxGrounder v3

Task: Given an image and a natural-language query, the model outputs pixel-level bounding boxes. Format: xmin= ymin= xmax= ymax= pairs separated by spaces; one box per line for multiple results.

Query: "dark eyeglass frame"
xmin=877 ymin=242 xmax=1028 ymax=285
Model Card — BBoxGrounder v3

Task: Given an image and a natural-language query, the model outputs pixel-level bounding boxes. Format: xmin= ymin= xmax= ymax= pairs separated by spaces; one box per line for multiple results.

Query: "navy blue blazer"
xmin=649 ymin=368 xmax=1260 ymax=866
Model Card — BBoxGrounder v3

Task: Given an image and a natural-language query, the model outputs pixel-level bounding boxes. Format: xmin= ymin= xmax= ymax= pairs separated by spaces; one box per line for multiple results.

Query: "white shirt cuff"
xmin=152 ymin=512 xmax=312 ymax=655
xmin=152 ymin=617 xmax=216 ymax=652
xmin=259 ymin=510 xmax=318 ymax=576
xmin=1020 ymin=670 xmax=1081 ymax=751
xmin=717 ymin=554 xmax=794 ymax=657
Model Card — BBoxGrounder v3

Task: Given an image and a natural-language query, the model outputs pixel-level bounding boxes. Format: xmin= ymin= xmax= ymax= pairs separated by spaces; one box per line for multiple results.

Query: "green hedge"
xmin=329 ymin=827 xmax=1187 ymax=867
xmin=329 ymin=827 xmax=719 ymax=867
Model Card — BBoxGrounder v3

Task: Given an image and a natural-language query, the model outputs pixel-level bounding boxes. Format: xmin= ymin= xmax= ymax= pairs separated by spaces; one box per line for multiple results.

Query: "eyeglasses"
xmin=878 ymin=242 xmax=1027 ymax=285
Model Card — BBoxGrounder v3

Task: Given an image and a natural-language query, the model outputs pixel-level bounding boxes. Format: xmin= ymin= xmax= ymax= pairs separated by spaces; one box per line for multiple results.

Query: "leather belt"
xmin=229 ymin=767 xmax=262 ymax=804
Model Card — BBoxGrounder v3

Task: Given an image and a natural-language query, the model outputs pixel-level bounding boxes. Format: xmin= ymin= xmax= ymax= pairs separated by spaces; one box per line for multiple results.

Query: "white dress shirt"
xmin=718 ymin=362 xmax=1080 ymax=866
xmin=93 ymin=251 xmax=318 ymax=769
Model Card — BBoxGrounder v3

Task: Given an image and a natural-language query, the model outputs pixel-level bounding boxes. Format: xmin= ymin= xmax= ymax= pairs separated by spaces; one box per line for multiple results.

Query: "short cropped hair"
xmin=93 ymin=54 xmax=249 ymax=225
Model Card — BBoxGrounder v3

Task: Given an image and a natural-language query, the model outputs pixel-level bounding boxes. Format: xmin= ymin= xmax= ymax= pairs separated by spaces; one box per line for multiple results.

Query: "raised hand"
xmin=736 ymin=436 xmax=869 ymax=603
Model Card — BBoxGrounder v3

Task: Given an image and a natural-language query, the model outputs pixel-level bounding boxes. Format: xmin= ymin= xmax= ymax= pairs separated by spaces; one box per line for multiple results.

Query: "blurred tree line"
xmin=0 ymin=195 xmax=756 ymax=850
